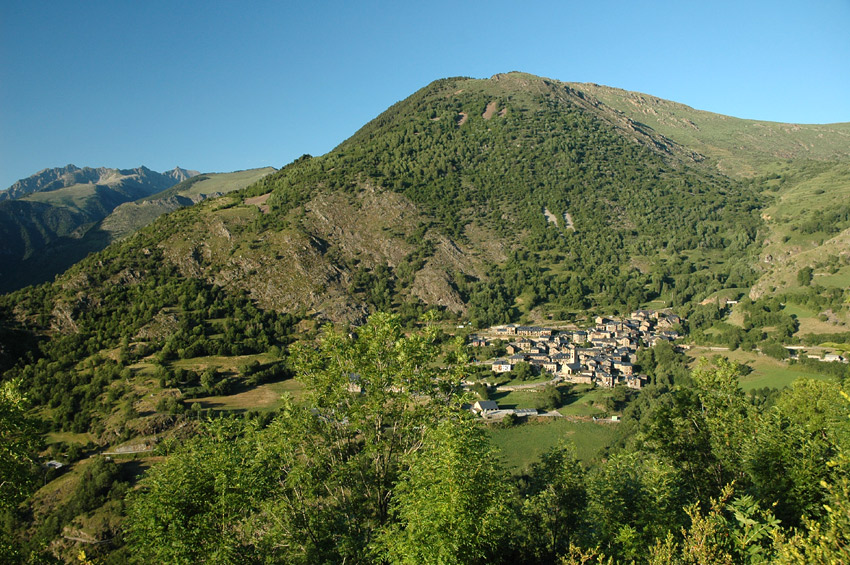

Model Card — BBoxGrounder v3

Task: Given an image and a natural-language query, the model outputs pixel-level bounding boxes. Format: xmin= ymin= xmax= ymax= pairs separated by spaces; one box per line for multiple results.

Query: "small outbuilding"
xmin=472 ymin=400 xmax=500 ymax=415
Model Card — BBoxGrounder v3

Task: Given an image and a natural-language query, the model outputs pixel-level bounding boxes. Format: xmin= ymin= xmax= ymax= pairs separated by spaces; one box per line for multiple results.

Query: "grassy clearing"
xmin=782 ymin=302 xmax=850 ymax=335
xmin=688 ymin=347 xmax=836 ymax=390
xmin=558 ymin=386 xmax=611 ymax=416
xmin=488 ymin=418 xmax=617 ymax=472
xmin=170 ymin=353 xmax=277 ymax=374
xmin=490 ymin=384 xmax=612 ymax=415
xmin=182 ymin=168 xmax=274 ymax=197
xmin=22 ymin=183 xmax=100 ymax=210
xmin=187 ymin=378 xmax=304 ymax=412
xmin=45 ymin=431 xmax=94 ymax=445
xmin=490 ymin=388 xmax=542 ymax=410
xmin=783 ymin=303 xmax=817 ymax=319
xmin=499 ymin=374 xmax=556 ymax=387
xmin=816 ymin=266 xmax=850 ymax=288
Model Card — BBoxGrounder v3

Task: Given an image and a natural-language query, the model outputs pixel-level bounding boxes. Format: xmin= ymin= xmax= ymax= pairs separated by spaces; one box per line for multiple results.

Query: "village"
xmin=466 ymin=309 xmax=682 ymax=418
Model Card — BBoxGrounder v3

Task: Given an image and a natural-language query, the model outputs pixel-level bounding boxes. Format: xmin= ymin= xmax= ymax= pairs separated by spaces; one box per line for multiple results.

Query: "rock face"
xmin=0 ymin=164 xmax=91 ymax=201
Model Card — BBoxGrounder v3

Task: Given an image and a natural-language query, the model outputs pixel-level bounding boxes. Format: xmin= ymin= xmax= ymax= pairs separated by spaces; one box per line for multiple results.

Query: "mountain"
xmin=5 ymin=73 xmax=766 ymax=320
xmin=0 ymin=165 xmax=203 ymax=292
xmin=84 ymin=167 xmax=277 ymax=242
xmin=0 ymin=166 xmax=274 ymax=291
xmin=141 ymin=73 xmax=764 ymax=323
xmin=560 ymin=82 xmax=850 ymax=304
xmin=0 ymin=164 xmax=200 ymax=202
xmin=567 ymin=82 xmax=850 ymax=177
xmin=3 ymin=72 xmax=850 ymax=561
xmin=162 ymin=166 xmax=198 ymax=184
xmin=2 ymin=71 xmax=848 ymax=433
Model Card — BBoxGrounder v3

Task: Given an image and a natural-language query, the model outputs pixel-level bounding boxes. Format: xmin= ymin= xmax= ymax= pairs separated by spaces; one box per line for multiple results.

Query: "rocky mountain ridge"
xmin=0 ymin=164 xmax=200 ymax=202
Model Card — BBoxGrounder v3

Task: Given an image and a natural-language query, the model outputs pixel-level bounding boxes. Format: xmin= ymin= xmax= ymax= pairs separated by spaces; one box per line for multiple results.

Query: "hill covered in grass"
xmin=569 ymin=82 xmax=850 ymax=177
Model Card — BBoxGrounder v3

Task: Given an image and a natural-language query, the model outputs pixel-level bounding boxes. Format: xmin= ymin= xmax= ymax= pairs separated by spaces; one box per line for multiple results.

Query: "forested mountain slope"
xmin=47 ymin=72 xmax=760 ymax=327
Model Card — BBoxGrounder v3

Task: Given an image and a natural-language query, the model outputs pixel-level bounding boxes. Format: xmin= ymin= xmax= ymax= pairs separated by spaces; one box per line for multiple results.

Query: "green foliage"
xmin=0 ymin=380 xmax=41 ymax=512
xmin=775 ymin=413 xmax=850 ymax=563
xmin=648 ymin=486 xmax=781 ymax=564
xmin=7 ymin=74 xmax=850 ymax=562
xmin=635 ymin=340 xmax=691 ymax=388
xmin=125 ymin=419 xmax=273 ymax=564
xmin=535 ymin=384 xmax=565 ymax=411
xmin=516 ymin=446 xmax=587 ymax=563
xmin=511 ymin=361 xmax=534 ymax=381
xmin=797 ymin=266 xmax=813 ymax=286
xmin=1 ymin=244 xmax=297 ymax=436
xmin=584 ymin=452 xmax=683 ymax=561
xmin=761 ymin=340 xmax=790 ymax=360
xmin=258 ymin=314 xmax=461 ymax=561
xmin=472 ymin=382 xmax=490 ymax=400
xmin=374 ymin=420 xmax=513 ymax=565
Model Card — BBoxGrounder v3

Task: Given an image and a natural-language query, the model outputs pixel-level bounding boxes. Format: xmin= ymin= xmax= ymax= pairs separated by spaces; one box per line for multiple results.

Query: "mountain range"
xmin=2 ymin=71 xmax=850 ymax=561
xmin=0 ymin=165 xmax=276 ymax=292
xmin=0 ymin=164 xmax=196 ymax=203
xmin=3 ymin=73 xmax=849 ymax=314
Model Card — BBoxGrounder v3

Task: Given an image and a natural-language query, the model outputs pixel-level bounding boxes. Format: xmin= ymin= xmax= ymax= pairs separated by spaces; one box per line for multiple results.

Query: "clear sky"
xmin=1 ymin=0 xmax=848 ymax=189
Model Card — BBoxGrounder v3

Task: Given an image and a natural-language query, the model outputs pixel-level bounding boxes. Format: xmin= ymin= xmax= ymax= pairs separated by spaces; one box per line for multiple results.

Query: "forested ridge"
xmin=1 ymin=72 xmax=849 ymax=562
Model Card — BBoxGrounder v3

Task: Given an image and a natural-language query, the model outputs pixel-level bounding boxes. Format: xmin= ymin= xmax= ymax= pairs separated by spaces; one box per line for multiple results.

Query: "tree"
xmin=797 ymin=266 xmax=813 ymax=287
xmin=0 ymin=379 xmax=41 ymax=512
xmin=775 ymin=427 xmax=850 ymax=563
xmin=536 ymin=384 xmax=564 ymax=411
xmin=511 ymin=361 xmax=534 ymax=381
xmin=374 ymin=419 xmax=514 ymax=564
xmin=0 ymin=379 xmax=42 ymax=561
xmin=584 ymin=453 xmax=682 ymax=562
xmin=645 ymin=358 xmax=753 ymax=502
xmin=517 ymin=446 xmax=587 ymax=563
xmin=648 ymin=486 xmax=781 ymax=565
xmin=247 ymin=312 xmax=465 ymax=563
xmin=125 ymin=419 xmax=274 ymax=564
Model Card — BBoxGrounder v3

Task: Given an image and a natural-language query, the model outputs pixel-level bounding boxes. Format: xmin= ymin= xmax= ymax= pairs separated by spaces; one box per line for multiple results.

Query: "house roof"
xmin=473 ymin=400 xmax=499 ymax=411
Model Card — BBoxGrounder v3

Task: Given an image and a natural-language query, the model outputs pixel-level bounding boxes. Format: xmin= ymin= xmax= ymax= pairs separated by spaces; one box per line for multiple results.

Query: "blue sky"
xmin=1 ymin=0 xmax=848 ymax=189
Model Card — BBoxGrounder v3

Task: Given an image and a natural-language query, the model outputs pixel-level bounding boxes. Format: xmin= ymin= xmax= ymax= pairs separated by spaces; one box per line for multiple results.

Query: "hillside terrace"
xmin=470 ymin=310 xmax=682 ymax=390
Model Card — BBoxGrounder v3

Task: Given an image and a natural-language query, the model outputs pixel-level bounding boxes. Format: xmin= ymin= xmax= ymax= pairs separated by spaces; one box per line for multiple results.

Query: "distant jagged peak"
xmin=164 ymin=166 xmax=201 ymax=182
xmin=0 ymin=164 xmax=200 ymax=201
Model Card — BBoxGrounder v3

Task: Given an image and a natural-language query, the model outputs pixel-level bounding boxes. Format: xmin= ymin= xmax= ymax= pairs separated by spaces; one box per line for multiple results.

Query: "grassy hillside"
xmin=97 ymin=166 xmax=276 ymax=241
xmin=570 ymin=82 xmax=850 ymax=177
xmin=145 ymin=167 xmax=276 ymax=200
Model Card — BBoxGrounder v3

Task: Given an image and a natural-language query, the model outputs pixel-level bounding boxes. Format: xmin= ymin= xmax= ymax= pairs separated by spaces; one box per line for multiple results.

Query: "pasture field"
xmin=687 ymin=347 xmax=837 ymax=390
xmin=488 ymin=418 xmax=618 ymax=472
